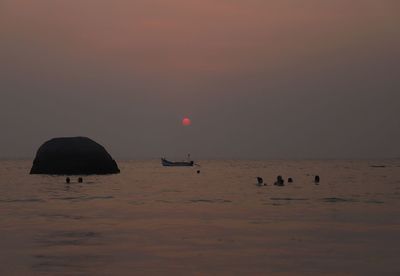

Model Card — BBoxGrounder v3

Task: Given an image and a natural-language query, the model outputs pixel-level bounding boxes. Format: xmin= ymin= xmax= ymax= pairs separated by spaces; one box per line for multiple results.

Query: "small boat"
xmin=161 ymin=158 xmax=194 ymax=167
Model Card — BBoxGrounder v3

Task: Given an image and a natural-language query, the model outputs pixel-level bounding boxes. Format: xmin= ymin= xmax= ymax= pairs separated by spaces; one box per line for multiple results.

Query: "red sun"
xmin=182 ymin=117 xmax=191 ymax=126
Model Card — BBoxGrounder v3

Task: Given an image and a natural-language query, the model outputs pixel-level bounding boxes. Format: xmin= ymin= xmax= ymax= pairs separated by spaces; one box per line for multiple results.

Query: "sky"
xmin=1 ymin=0 xmax=399 ymax=159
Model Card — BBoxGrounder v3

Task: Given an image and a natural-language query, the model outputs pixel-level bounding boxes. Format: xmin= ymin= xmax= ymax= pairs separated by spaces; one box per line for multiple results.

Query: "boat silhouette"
xmin=161 ymin=158 xmax=194 ymax=167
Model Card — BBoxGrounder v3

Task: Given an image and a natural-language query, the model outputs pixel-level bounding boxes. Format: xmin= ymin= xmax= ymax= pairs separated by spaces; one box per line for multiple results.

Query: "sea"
xmin=1 ymin=159 xmax=399 ymax=275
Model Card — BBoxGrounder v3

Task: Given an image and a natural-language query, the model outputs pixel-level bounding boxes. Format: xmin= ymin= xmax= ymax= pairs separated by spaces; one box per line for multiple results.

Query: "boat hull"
xmin=161 ymin=158 xmax=194 ymax=167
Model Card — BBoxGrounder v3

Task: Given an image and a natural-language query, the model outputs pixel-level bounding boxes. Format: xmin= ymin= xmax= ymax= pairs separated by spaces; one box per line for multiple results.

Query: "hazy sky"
xmin=1 ymin=0 xmax=399 ymax=159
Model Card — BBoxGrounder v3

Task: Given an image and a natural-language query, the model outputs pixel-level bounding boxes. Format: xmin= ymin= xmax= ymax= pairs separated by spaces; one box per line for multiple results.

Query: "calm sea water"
xmin=1 ymin=160 xmax=399 ymax=275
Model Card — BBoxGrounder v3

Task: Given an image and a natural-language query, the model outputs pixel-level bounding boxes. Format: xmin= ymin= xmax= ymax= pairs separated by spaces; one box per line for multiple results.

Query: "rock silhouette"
xmin=30 ymin=137 xmax=120 ymax=175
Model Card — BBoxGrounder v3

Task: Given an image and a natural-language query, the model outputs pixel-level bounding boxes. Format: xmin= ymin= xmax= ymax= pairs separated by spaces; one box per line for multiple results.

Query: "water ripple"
xmin=51 ymin=195 xmax=114 ymax=201
xmin=0 ymin=198 xmax=45 ymax=203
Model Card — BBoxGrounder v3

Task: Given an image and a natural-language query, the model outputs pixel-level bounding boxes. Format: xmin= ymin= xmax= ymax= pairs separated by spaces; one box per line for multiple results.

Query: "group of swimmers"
xmin=256 ymin=175 xmax=320 ymax=186
xmin=64 ymin=173 xmax=320 ymax=186
xmin=65 ymin=177 xmax=84 ymax=184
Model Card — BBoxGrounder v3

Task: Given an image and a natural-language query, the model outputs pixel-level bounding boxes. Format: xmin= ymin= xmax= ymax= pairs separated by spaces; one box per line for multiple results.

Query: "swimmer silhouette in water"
xmin=274 ymin=175 xmax=284 ymax=186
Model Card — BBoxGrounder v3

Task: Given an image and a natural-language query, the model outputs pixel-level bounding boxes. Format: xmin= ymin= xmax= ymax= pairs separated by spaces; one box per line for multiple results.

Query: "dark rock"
xmin=30 ymin=137 xmax=120 ymax=175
